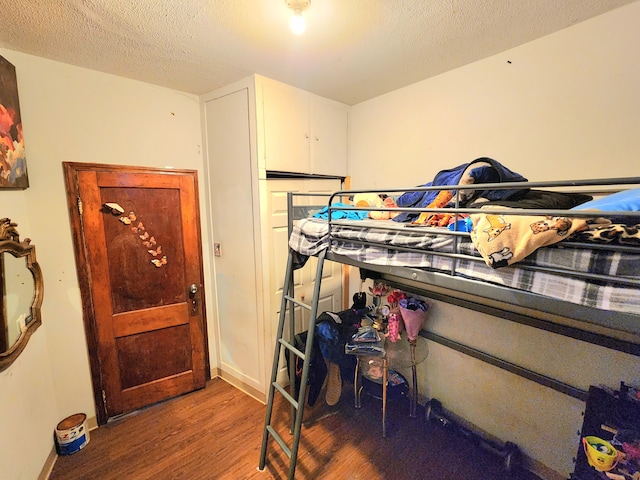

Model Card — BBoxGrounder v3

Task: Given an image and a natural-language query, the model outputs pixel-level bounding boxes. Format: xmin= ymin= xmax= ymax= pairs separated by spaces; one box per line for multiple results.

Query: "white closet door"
xmin=303 ymin=178 xmax=344 ymax=317
xmin=205 ymin=89 xmax=264 ymax=392
xmin=266 ymin=178 xmax=343 ymax=384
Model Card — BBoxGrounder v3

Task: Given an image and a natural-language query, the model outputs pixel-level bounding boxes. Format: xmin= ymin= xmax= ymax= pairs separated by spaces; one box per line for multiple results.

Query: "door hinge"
xmin=101 ymin=389 xmax=107 ymax=406
xmin=77 ymin=196 xmax=83 ymax=215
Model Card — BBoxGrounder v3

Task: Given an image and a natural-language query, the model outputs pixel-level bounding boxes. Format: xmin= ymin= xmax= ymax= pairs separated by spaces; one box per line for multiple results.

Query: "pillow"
xmin=572 ymin=188 xmax=640 ymax=224
xmin=572 ymin=188 xmax=640 ymax=212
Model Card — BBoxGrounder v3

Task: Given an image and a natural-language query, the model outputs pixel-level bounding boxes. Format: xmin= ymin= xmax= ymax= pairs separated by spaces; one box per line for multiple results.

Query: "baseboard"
xmin=525 ymin=456 xmax=566 ymax=480
xmin=38 ymin=445 xmax=57 ymax=480
xmin=40 ymin=414 xmax=98 ymax=479
xmin=212 ymin=367 xmax=266 ymax=404
xmin=86 ymin=414 xmax=98 ymax=431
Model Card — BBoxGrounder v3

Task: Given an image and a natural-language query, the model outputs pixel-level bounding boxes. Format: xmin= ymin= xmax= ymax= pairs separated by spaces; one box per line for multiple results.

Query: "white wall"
xmin=2 ymin=1 xmax=640 ymax=478
xmin=0 ymin=331 xmax=57 ymax=480
xmin=0 ymin=49 xmax=218 ymax=478
xmin=351 ymin=3 xmax=640 ymax=188
xmin=349 ymin=2 xmax=640 ymax=478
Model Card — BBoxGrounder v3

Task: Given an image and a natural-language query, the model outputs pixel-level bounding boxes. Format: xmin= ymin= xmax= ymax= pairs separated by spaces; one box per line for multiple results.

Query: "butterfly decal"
xmin=110 ymin=207 xmax=169 ymax=268
xmin=151 ymin=256 xmax=168 ymax=268
xmin=103 ymin=203 xmax=125 ymax=216
xmin=143 ymin=236 xmax=157 ymax=248
xmin=131 ymin=222 xmax=145 ymax=234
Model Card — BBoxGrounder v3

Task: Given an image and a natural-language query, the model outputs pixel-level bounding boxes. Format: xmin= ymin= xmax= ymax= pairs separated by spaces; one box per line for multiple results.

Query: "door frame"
xmin=63 ymin=161 xmax=210 ymax=425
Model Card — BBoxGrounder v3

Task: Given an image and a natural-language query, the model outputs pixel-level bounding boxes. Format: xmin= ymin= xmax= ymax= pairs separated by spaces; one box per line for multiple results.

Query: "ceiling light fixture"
xmin=286 ymin=0 xmax=310 ymax=35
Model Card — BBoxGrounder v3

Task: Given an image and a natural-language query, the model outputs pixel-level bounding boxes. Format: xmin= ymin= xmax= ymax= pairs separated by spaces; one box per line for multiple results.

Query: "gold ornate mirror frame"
xmin=0 ymin=218 xmax=43 ymax=372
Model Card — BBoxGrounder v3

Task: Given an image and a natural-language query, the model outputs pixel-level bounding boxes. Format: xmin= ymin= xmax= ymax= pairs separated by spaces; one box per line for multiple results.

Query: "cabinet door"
xmin=262 ymin=81 xmax=309 ymax=174
xmin=310 ymin=99 xmax=349 ymax=176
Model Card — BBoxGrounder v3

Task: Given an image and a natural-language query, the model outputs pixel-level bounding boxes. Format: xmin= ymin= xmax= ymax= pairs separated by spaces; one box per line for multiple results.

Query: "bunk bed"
xmin=290 ymin=179 xmax=640 ymax=344
xmin=260 ymin=167 xmax=640 ymax=479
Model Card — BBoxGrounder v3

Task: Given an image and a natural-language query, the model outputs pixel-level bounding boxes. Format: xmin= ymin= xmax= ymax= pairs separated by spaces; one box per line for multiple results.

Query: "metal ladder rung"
xmin=266 ymin=426 xmax=292 ymax=459
xmin=273 ymin=382 xmax=299 ymax=409
xmin=283 ymin=294 xmax=312 ymax=310
xmin=279 ymin=338 xmax=306 ymax=361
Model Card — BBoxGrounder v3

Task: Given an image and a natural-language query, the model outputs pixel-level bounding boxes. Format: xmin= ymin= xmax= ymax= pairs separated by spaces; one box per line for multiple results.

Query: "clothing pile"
xmin=290 ymin=293 xmax=372 ymax=407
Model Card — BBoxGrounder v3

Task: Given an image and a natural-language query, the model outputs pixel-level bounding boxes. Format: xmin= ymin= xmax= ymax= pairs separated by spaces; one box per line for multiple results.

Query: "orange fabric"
xmin=411 ymin=190 xmax=454 ymax=225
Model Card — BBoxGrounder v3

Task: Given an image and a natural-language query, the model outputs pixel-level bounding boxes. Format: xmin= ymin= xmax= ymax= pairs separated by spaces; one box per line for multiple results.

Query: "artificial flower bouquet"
xmin=398 ymin=296 xmax=429 ymax=342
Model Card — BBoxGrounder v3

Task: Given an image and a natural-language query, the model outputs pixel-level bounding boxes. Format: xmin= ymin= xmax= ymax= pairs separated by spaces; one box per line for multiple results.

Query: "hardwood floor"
xmin=49 ymin=378 xmax=541 ymax=479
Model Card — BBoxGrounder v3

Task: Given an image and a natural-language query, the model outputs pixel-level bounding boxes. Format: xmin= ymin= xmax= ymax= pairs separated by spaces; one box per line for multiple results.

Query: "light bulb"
xmin=290 ymin=9 xmax=306 ymax=35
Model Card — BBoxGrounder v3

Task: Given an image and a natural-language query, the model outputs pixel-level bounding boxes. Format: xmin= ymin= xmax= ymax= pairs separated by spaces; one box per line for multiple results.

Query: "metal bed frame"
xmin=259 ymin=176 xmax=640 ymax=479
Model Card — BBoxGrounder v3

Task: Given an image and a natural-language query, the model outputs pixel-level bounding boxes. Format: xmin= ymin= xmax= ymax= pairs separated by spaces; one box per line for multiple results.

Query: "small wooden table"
xmin=350 ymin=333 xmax=429 ymax=437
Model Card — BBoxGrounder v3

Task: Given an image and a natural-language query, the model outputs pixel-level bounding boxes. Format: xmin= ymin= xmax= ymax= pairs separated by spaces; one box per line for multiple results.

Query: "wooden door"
xmin=64 ymin=162 xmax=208 ymax=424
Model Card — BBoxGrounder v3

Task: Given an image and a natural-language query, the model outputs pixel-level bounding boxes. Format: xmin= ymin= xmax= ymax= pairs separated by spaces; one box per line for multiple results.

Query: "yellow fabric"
xmin=470 ymin=206 xmax=588 ymax=268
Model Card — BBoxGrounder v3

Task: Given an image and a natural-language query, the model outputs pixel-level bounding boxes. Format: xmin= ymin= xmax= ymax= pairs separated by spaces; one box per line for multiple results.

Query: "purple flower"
xmin=398 ymin=297 xmax=429 ymax=312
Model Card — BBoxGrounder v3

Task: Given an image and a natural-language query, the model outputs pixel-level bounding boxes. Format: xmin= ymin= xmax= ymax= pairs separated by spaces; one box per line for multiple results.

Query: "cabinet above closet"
xmin=257 ymin=75 xmax=349 ymax=177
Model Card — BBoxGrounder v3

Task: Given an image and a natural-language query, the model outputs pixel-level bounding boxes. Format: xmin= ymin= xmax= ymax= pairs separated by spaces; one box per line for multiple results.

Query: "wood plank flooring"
xmin=49 ymin=378 xmax=542 ymax=479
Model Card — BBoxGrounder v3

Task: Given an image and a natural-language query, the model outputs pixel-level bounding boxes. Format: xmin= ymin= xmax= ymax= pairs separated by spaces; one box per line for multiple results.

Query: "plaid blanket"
xmin=289 ymin=217 xmax=457 ymax=259
xmin=289 ymin=217 xmax=640 ymax=315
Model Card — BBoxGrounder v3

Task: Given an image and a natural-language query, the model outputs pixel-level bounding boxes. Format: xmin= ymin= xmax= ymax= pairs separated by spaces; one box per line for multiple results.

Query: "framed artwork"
xmin=0 ymin=55 xmax=28 ymax=189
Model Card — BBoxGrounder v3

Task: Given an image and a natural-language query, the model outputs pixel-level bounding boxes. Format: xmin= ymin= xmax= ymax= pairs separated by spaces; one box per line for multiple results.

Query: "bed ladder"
xmin=259 ymin=247 xmax=326 ymax=480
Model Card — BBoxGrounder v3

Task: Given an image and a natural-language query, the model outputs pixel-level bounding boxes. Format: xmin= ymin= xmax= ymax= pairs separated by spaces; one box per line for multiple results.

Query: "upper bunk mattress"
xmin=289 ymin=217 xmax=640 ymax=316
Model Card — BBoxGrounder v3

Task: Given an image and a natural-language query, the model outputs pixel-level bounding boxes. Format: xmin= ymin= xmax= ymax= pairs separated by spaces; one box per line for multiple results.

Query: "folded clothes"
xmin=350 ymin=325 xmax=381 ymax=343
xmin=345 ymin=340 xmax=385 ymax=357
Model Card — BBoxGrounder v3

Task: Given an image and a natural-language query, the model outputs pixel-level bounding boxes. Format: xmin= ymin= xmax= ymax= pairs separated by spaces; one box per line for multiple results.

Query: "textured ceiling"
xmin=0 ymin=0 xmax=636 ymax=105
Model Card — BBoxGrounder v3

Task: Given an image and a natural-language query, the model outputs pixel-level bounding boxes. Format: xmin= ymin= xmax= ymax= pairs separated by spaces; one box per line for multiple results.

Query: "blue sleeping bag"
xmin=393 ymin=157 xmax=528 ymax=223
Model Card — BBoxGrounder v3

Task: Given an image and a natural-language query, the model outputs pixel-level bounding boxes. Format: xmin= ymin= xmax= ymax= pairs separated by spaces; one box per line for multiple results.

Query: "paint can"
xmin=55 ymin=413 xmax=90 ymax=455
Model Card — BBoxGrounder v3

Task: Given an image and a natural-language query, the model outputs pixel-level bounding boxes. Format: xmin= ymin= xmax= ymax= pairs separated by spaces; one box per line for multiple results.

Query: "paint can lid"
xmin=56 ymin=413 xmax=87 ymax=431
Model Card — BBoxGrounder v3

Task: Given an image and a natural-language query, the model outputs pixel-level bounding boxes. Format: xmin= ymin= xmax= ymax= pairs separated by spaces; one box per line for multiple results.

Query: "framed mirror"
xmin=0 ymin=218 xmax=43 ymax=372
